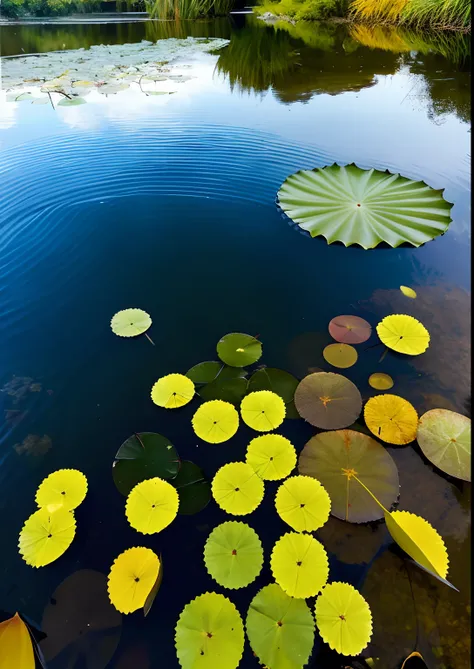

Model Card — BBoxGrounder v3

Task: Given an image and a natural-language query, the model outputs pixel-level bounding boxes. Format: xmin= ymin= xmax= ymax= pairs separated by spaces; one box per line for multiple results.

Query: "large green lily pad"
xmin=186 ymin=362 xmax=248 ymax=407
xmin=246 ymin=583 xmax=315 ymax=669
xmin=277 ymin=163 xmax=453 ymax=249
xmin=248 ymin=368 xmax=299 ymax=419
xmin=112 ymin=432 xmax=180 ymax=496
xmin=217 ymin=333 xmax=262 ymax=367
xmin=298 ymin=429 xmax=399 ymax=522
xmin=171 ymin=460 xmax=211 ymax=515
xmin=186 ymin=361 xmax=247 ymax=385
xmin=416 ymin=409 xmax=471 ymax=482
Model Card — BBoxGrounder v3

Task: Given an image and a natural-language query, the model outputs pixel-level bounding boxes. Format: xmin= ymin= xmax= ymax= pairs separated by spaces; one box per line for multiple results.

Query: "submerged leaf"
xmin=175 ymin=593 xmax=244 ymax=669
xmin=192 ymin=400 xmax=239 ymax=443
xmin=246 ymin=434 xmax=296 ymax=480
xmin=204 ymin=521 xmax=263 ymax=589
xmin=277 ymin=163 xmax=453 ymax=249
xmin=416 ymin=409 xmax=471 ymax=481
xmin=315 ymin=582 xmax=372 ymax=656
xmin=323 ymin=343 xmax=358 ymax=369
xmin=144 ymin=554 xmax=164 ymax=617
xmin=275 ymin=475 xmax=331 ymax=532
xmin=216 ymin=333 xmax=262 ymax=367
xmin=270 ymin=532 xmax=329 ymax=598
xmin=35 ymin=469 xmax=87 ymax=512
xmin=126 ymin=477 xmax=179 ymax=534
xmin=107 ymin=547 xmax=160 ymax=614
xmin=110 ymin=308 xmax=151 ymax=337
xmin=240 ymin=391 xmax=286 ymax=432
xmin=376 ymin=314 xmax=430 ymax=355
xmin=298 ymin=429 xmax=399 ymax=522
xmin=212 ymin=462 xmax=264 ymax=516
xmin=151 ymin=374 xmax=195 ymax=409
xmin=328 ymin=315 xmax=372 ymax=344
xmin=0 ymin=613 xmax=35 ymax=669
xmin=172 ymin=460 xmax=211 ymax=515
xmin=294 ymin=372 xmax=362 ymax=429
xmin=364 ymin=394 xmax=418 ymax=445
xmin=246 ymin=583 xmax=315 ymax=669
xmin=19 ymin=507 xmax=76 ymax=568
xmin=112 ymin=432 xmax=180 ymax=497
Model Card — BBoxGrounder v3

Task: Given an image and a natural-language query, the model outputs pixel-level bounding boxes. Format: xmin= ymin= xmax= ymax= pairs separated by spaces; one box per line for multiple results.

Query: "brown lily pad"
xmin=294 ymin=372 xmax=362 ymax=429
xmin=298 ymin=429 xmax=399 ymax=522
xmin=328 ymin=315 xmax=372 ymax=344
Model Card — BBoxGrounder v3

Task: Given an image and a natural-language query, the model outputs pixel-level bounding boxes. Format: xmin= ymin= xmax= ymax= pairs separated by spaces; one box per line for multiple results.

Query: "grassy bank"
xmin=256 ymin=0 xmax=471 ymax=30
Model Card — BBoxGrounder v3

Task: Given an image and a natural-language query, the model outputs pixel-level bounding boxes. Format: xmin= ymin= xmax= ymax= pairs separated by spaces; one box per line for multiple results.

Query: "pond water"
xmin=0 ymin=14 xmax=471 ymax=669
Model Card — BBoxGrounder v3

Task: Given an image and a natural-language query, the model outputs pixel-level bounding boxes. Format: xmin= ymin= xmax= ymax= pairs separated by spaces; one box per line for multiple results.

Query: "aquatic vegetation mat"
xmin=204 ymin=521 xmax=263 ymax=589
xmin=1 ymin=38 xmax=230 ymax=99
xmin=246 ymin=583 xmax=315 ymax=669
xmin=277 ymin=163 xmax=453 ymax=249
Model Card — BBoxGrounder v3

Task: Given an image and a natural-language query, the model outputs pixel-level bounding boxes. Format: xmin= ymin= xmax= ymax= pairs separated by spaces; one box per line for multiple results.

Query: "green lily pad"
xmin=186 ymin=362 xmax=248 ymax=406
xmin=217 ymin=333 xmax=262 ymax=367
xmin=186 ymin=361 xmax=247 ymax=385
xmin=112 ymin=432 xmax=180 ymax=496
xmin=246 ymin=583 xmax=315 ymax=669
xmin=277 ymin=163 xmax=453 ymax=249
xmin=171 ymin=460 xmax=211 ymax=515
xmin=416 ymin=409 xmax=471 ymax=482
xmin=248 ymin=368 xmax=299 ymax=419
xmin=298 ymin=429 xmax=399 ymax=523
xmin=98 ymin=83 xmax=129 ymax=95
xmin=31 ymin=97 xmax=50 ymax=105
xmin=204 ymin=521 xmax=263 ymax=589
xmin=7 ymin=92 xmax=34 ymax=102
xmin=57 ymin=97 xmax=87 ymax=106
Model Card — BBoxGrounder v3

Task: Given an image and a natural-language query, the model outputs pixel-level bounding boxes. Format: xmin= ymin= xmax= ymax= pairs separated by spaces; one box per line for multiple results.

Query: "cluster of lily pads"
xmin=3 ymin=37 xmax=229 ymax=107
xmin=10 ymin=296 xmax=470 ymax=667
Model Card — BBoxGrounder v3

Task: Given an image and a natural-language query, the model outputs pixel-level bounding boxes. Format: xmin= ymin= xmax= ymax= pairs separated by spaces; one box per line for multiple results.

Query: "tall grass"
xmin=350 ymin=0 xmax=471 ymax=30
xmin=146 ymin=0 xmax=233 ymax=19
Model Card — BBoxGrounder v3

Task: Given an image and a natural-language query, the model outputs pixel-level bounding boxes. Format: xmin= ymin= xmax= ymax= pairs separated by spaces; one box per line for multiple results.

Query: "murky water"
xmin=0 ymin=14 xmax=470 ymax=669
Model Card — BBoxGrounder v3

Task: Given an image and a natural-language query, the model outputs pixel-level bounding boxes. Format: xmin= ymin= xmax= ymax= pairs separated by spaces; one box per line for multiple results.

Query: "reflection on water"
xmin=0 ymin=13 xmax=470 ymax=669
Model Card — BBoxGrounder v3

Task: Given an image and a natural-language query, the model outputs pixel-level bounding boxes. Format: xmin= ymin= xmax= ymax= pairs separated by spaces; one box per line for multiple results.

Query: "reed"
xmin=146 ymin=0 xmax=233 ymax=20
xmin=350 ymin=0 xmax=471 ymax=30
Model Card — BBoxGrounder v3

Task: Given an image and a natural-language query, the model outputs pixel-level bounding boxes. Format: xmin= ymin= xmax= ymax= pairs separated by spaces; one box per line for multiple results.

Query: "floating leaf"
xmin=19 ymin=507 xmax=76 ymax=568
xmin=385 ymin=510 xmax=449 ymax=581
xmin=186 ymin=361 xmax=247 ymax=385
xmin=364 ymin=394 xmax=418 ymax=445
xmin=126 ymin=477 xmax=179 ymax=534
xmin=35 ymin=469 xmax=87 ymax=512
xmin=277 ymin=163 xmax=453 ymax=249
xmin=248 ymin=367 xmax=299 ymax=418
xmin=216 ymin=333 xmax=262 ymax=367
xmin=368 ymin=372 xmax=394 ymax=390
xmin=151 ymin=374 xmax=195 ymax=409
xmin=175 ymin=592 xmax=244 ymax=669
xmin=72 ymin=80 xmax=95 ymax=88
xmin=294 ymin=372 xmax=362 ymax=429
xmin=192 ymin=400 xmax=239 ymax=444
xmin=172 ymin=460 xmax=211 ymax=515
xmin=41 ymin=569 xmax=122 ymax=666
xmin=107 ymin=547 xmax=160 ymax=614
xmin=328 ymin=315 xmax=372 ymax=344
xmin=246 ymin=434 xmax=296 ymax=480
xmin=275 ymin=475 xmax=331 ymax=532
xmin=32 ymin=97 xmax=50 ymax=105
xmin=416 ymin=409 xmax=471 ymax=481
xmin=112 ymin=432 xmax=180 ymax=497
xmin=0 ymin=613 xmax=35 ymax=668
xmin=57 ymin=97 xmax=87 ymax=106
xmin=212 ymin=462 xmax=264 ymax=516
xmin=110 ymin=308 xmax=151 ymax=337
xmin=323 ymin=343 xmax=358 ymax=369
xmin=298 ymin=429 xmax=399 ymax=522
xmin=9 ymin=92 xmax=34 ymax=102
xmin=98 ymin=83 xmax=129 ymax=94
xmin=270 ymin=532 xmax=329 ymax=598
xmin=204 ymin=521 xmax=263 ymax=589
xmin=315 ymin=582 xmax=372 ymax=656
xmin=400 ymin=286 xmax=417 ymax=299
xmin=376 ymin=314 xmax=430 ymax=355
xmin=240 ymin=391 xmax=286 ymax=432
xmin=246 ymin=583 xmax=315 ymax=669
